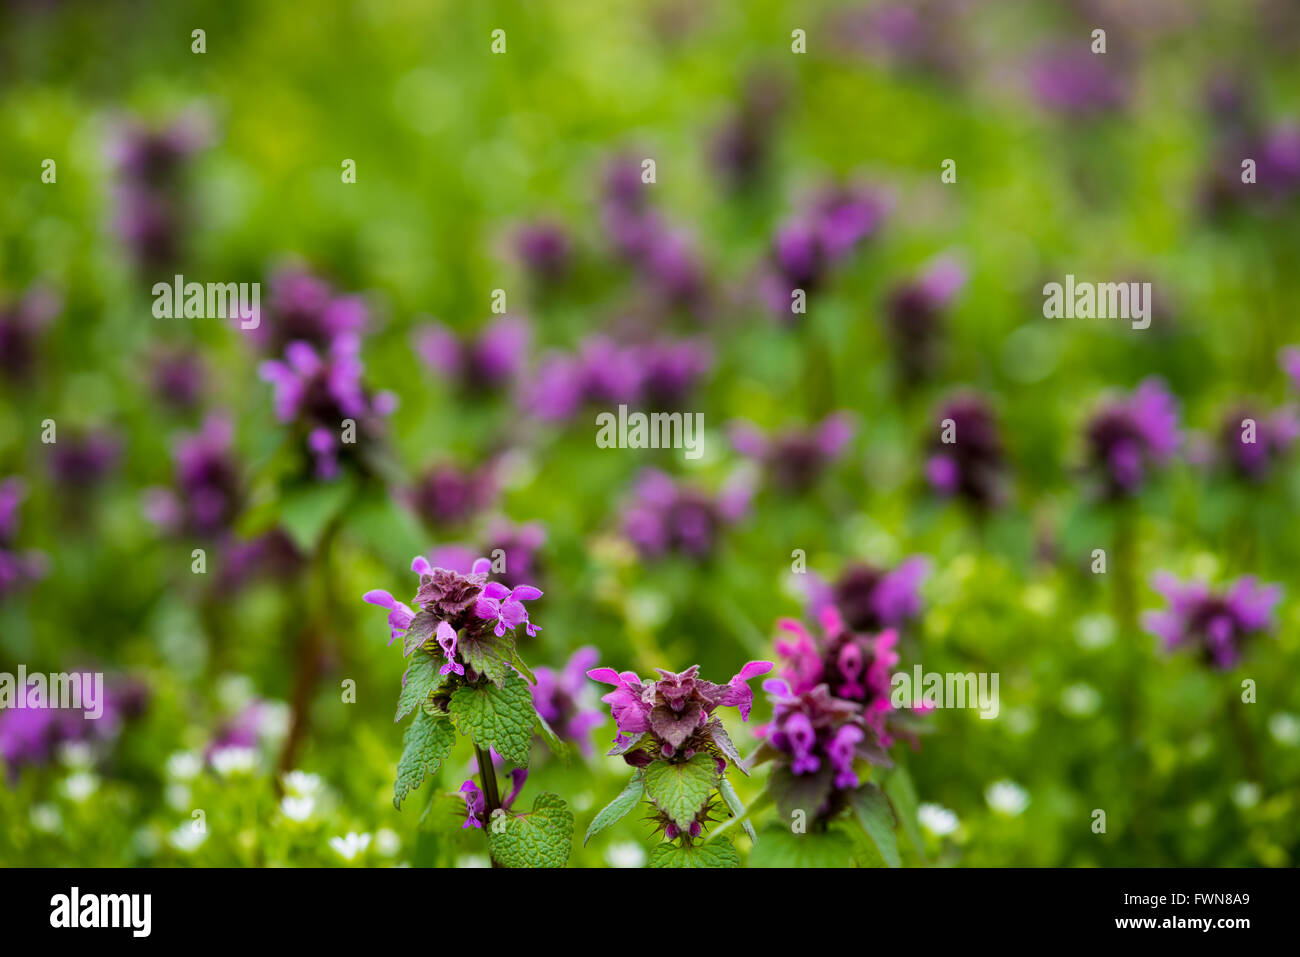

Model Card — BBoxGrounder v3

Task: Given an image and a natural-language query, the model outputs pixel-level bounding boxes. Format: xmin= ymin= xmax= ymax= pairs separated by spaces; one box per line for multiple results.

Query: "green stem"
xmin=475 ymin=744 xmax=503 ymax=868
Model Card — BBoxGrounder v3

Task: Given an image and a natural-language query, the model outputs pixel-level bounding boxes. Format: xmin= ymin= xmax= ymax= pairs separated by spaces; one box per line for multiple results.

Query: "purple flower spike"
xmin=474 ymin=582 xmax=543 ymax=637
xmin=532 ymin=647 xmax=604 ymax=754
xmin=460 ymin=780 xmax=486 ymax=829
xmin=1143 ymin=572 xmax=1283 ymax=670
xmin=1084 ymin=377 xmax=1181 ymax=499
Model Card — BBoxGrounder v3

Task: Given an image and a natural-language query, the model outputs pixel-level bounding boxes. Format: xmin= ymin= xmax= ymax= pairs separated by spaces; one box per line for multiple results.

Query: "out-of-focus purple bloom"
xmin=829 ymin=0 xmax=967 ymax=78
xmin=805 ymin=557 xmax=930 ymax=635
xmin=622 ymin=468 xmax=753 ymax=560
xmin=147 ymin=347 xmax=205 ymax=410
xmin=1029 ymin=45 xmax=1130 ymax=116
xmin=1142 ymin=573 xmax=1283 ymax=669
xmin=760 ymin=184 xmax=888 ymax=319
xmin=205 ymin=698 xmax=279 ymax=763
xmin=1215 ymin=404 xmax=1298 ymax=481
xmin=47 ymin=429 xmax=122 ymax=488
xmin=0 ymin=478 xmax=47 ymax=600
xmin=884 ymin=256 xmax=966 ymax=385
xmin=512 ymin=220 xmax=573 ymax=282
xmin=0 ymin=285 xmax=59 ymax=383
xmin=408 ymin=462 xmax=497 ymax=529
xmin=108 ymin=113 xmax=208 ymax=270
xmin=428 ymin=520 xmax=547 ymax=592
xmin=1083 ymin=377 xmax=1180 ymax=499
xmin=413 ymin=315 xmax=530 ymax=394
xmin=587 ymin=660 xmax=772 ymax=761
xmin=522 ymin=335 xmax=711 ymax=422
xmin=710 ymin=74 xmax=786 ymax=191
xmin=259 ymin=335 xmax=396 ymax=479
xmin=729 ymin=412 xmax=855 ymax=493
xmin=216 ymin=529 xmax=304 ymax=593
xmin=926 ymin=394 xmax=1007 ymax=508
xmin=252 ymin=266 xmax=368 ymax=355
xmin=143 ymin=414 xmax=242 ymax=537
xmin=1281 ymin=346 xmax=1300 ymax=392
xmin=532 ymin=647 xmax=603 ymax=754
xmin=0 ymin=673 xmax=148 ymax=782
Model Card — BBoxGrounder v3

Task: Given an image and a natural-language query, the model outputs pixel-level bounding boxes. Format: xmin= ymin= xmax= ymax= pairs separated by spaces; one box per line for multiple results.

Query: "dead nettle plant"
xmin=364 ymin=556 xmax=573 ymax=868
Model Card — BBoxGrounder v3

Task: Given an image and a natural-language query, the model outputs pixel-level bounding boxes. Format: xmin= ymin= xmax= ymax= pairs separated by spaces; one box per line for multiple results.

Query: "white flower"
xmin=282 ymin=770 xmax=322 ymax=798
xmin=1231 ymin=782 xmax=1261 ymax=810
xmin=58 ymin=741 xmax=94 ymax=768
xmin=375 ymin=828 xmax=401 ymax=857
xmin=61 ymin=771 xmax=99 ymax=803
xmin=215 ymin=673 xmax=255 ymax=712
xmin=166 ymin=783 xmax=192 ymax=811
xmin=329 ymin=832 xmax=371 ymax=861
xmin=918 ymin=802 xmax=960 ymax=836
xmin=1060 ymin=683 xmax=1101 ymax=717
xmin=455 ymin=853 xmax=492 ymax=868
xmin=604 ymin=841 xmax=647 ymax=868
xmin=1074 ymin=613 xmax=1116 ymax=649
xmin=1269 ymin=712 xmax=1300 ymax=747
xmin=985 ymin=779 xmax=1030 ymax=816
xmin=260 ymin=702 xmax=291 ymax=741
xmin=169 ymin=823 xmax=208 ymax=853
xmin=30 ymin=803 xmax=61 ymax=833
xmin=281 ymin=795 xmax=316 ymax=822
xmin=210 ymin=746 xmax=258 ymax=777
xmin=166 ymin=750 xmax=202 ymax=781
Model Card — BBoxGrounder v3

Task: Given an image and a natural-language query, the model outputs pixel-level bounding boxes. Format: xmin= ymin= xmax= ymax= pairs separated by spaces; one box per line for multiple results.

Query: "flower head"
xmin=414 ymin=315 xmax=530 ymax=394
xmin=1142 ymin=573 xmax=1283 ymax=669
xmin=883 ymin=256 xmax=966 ymax=385
xmin=729 ymin=412 xmax=854 ymax=493
xmin=0 ymin=478 xmax=47 ymax=600
xmin=1083 ymin=377 xmax=1180 ymax=498
xmin=143 ymin=414 xmax=242 ymax=537
xmin=758 ymin=680 xmax=886 ymax=797
xmin=0 ymin=285 xmax=59 ymax=383
xmin=925 ymin=394 xmax=1007 ymax=508
xmin=622 ymin=468 xmax=753 ymax=560
xmin=532 ymin=647 xmax=604 ymax=754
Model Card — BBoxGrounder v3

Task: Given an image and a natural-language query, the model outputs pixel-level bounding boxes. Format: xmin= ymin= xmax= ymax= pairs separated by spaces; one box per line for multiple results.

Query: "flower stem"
xmin=475 ymin=744 xmax=503 ymax=868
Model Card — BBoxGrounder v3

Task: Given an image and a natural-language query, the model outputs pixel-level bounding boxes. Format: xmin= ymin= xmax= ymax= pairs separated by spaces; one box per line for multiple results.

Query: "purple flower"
xmin=925 ymin=394 xmax=1007 ymax=508
xmin=587 ymin=660 xmax=772 ymax=762
xmin=1142 ymin=573 xmax=1283 ymax=669
xmin=884 ymin=256 xmax=966 ymax=385
xmin=829 ymin=1 xmax=966 ymax=78
xmin=729 ymin=412 xmax=855 ymax=493
xmin=0 ymin=285 xmax=59 ymax=383
xmin=143 ymin=415 xmax=243 ymax=538
xmin=413 ymin=315 xmax=530 ymax=394
xmin=216 ymin=529 xmax=303 ymax=593
xmin=205 ymin=699 xmax=277 ymax=761
xmin=259 ymin=335 xmax=396 ymax=479
xmin=512 ymin=220 xmax=573 ymax=281
xmin=1281 ymin=346 xmax=1300 ymax=393
xmin=253 ymin=265 xmax=368 ymax=355
xmin=531 ymin=647 xmax=604 ymax=754
xmin=1029 ymin=45 xmax=1130 ymax=116
xmin=622 ymin=469 xmax=753 ymax=560
xmin=147 ymin=347 xmax=205 ymax=410
xmin=1215 ymin=404 xmax=1299 ymax=481
xmin=0 ymin=480 xmax=49 ymax=599
xmin=475 ymin=582 xmax=543 ymax=638
xmin=408 ymin=462 xmax=497 ymax=529
xmin=1083 ymin=377 xmax=1180 ymax=499
xmin=710 ymin=74 xmax=786 ymax=191
xmin=807 ymin=557 xmax=930 ymax=635
xmin=460 ymin=780 xmax=486 ymax=828
xmin=47 ymin=429 xmax=121 ymax=488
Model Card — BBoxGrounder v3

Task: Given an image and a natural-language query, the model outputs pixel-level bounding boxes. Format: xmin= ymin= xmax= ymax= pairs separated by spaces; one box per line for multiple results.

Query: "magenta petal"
xmin=363 ymin=589 xmax=397 ymax=610
xmin=587 ymin=667 xmax=624 ymax=686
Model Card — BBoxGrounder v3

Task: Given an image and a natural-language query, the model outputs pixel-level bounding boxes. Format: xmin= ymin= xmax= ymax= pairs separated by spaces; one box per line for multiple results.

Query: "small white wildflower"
xmin=61 ymin=771 xmax=99 ymax=803
xmin=1074 ymin=613 xmax=1116 ymax=649
xmin=375 ymin=828 xmax=401 ymax=857
xmin=1060 ymin=683 xmax=1101 ymax=717
xmin=1004 ymin=706 xmax=1036 ymax=736
xmin=455 ymin=853 xmax=492 ymax=868
xmin=282 ymin=770 xmax=322 ymax=797
xmin=210 ymin=746 xmax=258 ymax=777
xmin=30 ymin=803 xmax=61 ymax=833
xmin=169 ymin=823 xmax=208 ymax=853
xmin=985 ymin=779 xmax=1030 ymax=816
xmin=58 ymin=741 xmax=94 ymax=768
xmin=329 ymin=831 xmax=371 ymax=861
xmin=918 ymin=802 xmax=960 ymax=836
xmin=166 ymin=750 xmax=202 ymax=781
xmin=604 ymin=841 xmax=647 ymax=868
xmin=1268 ymin=712 xmax=1300 ymax=747
xmin=166 ymin=783 xmax=192 ymax=811
xmin=260 ymin=702 xmax=291 ymax=741
xmin=280 ymin=795 xmax=316 ymax=822
xmin=1231 ymin=782 xmax=1261 ymax=810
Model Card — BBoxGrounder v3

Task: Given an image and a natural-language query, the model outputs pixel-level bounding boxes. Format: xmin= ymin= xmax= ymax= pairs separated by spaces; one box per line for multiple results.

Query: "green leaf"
xmin=648 ymin=839 xmax=739 ymax=868
xmin=393 ymin=709 xmax=456 ymax=809
xmin=449 ymin=669 xmax=535 ymax=767
xmin=716 ymin=774 xmax=757 ymax=843
xmin=882 ymin=764 xmax=927 ymax=865
xmin=766 ymin=763 xmax=833 ymax=821
xmin=534 ymin=711 xmax=570 ymax=762
xmin=457 ymin=630 xmax=515 ymax=687
xmin=395 ymin=653 xmax=445 ymax=722
xmin=584 ymin=774 xmax=645 ymax=845
xmin=487 ymin=792 xmax=573 ymax=868
xmin=278 ymin=478 xmax=354 ymax=553
xmin=851 ymin=782 xmax=901 ymax=868
xmin=642 ymin=753 xmax=718 ymax=831
xmin=748 ymin=826 xmax=855 ymax=868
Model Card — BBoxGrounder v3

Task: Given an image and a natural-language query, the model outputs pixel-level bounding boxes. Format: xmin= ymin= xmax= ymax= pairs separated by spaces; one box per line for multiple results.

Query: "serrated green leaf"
xmin=584 ymin=773 xmax=645 ymax=845
xmin=648 ymin=838 xmax=739 ymax=868
xmin=278 ymin=478 xmax=354 ymax=553
xmin=716 ymin=774 xmax=757 ymax=843
xmin=394 ymin=709 xmax=456 ymax=809
xmin=642 ymin=753 xmax=718 ymax=831
xmin=487 ymin=792 xmax=573 ymax=868
xmin=766 ymin=763 xmax=833 ymax=821
xmin=748 ymin=826 xmax=855 ymax=868
xmin=449 ymin=669 xmax=535 ymax=767
xmin=457 ymin=630 xmax=515 ymax=687
xmin=882 ymin=764 xmax=927 ymax=865
xmin=395 ymin=653 xmax=445 ymax=722
xmin=851 ymin=782 xmax=901 ymax=868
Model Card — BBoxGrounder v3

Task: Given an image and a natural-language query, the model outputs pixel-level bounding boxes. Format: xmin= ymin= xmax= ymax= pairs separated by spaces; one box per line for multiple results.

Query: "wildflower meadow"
xmin=2 ymin=0 xmax=1300 ymax=896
